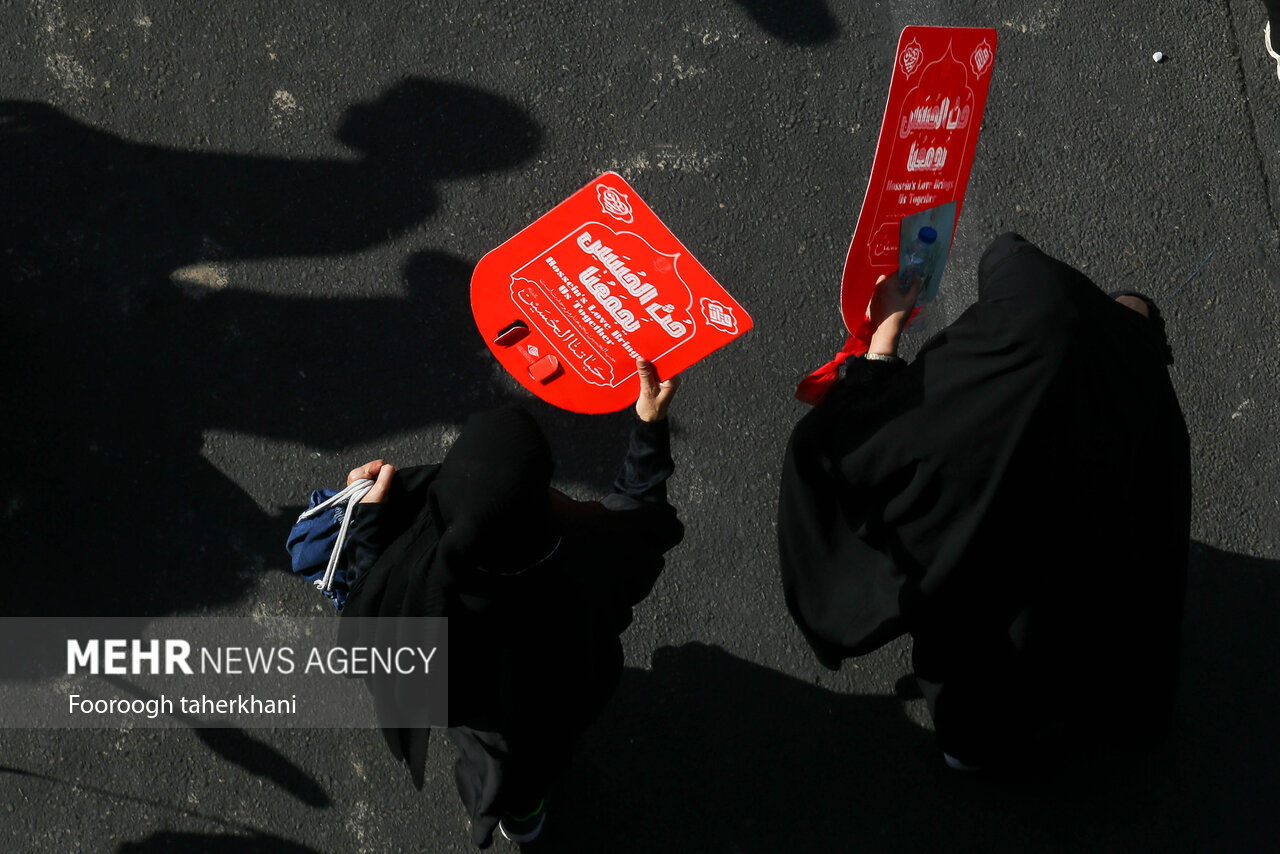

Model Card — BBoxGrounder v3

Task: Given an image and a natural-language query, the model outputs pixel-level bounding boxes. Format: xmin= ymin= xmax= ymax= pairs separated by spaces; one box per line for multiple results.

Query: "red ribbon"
xmin=793 ymin=319 xmax=873 ymax=406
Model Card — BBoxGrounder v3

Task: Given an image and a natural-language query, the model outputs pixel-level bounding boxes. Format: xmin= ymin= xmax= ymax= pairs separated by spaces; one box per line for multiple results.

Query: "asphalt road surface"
xmin=3 ymin=1 xmax=1278 ymax=851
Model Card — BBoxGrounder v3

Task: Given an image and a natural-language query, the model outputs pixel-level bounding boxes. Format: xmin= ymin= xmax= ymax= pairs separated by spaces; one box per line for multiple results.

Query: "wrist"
xmin=868 ymin=329 xmax=901 ymax=356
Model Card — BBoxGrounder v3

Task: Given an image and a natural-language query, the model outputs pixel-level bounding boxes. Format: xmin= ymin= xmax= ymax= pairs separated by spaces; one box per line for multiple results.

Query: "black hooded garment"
xmin=338 ymin=407 xmax=682 ymax=847
xmin=778 ymin=233 xmax=1190 ymax=763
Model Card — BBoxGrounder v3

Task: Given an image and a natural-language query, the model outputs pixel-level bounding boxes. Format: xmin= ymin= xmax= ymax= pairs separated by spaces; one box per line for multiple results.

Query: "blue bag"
xmin=286 ymin=479 xmax=373 ymax=611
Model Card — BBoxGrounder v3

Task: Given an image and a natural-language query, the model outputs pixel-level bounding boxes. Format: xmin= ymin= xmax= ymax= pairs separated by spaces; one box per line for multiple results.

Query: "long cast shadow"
xmin=537 ymin=537 xmax=1280 ymax=854
xmin=0 ymin=80 xmax=542 ymax=618
xmin=116 ymin=833 xmax=323 ymax=853
xmin=540 ymin=643 xmax=1192 ymax=852
xmin=535 ymin=543 xmax=1280 ymax=851
xmin=730 ymin=0 xmax=840 ymax=45
xmin=100 ymin=675 xmax=330 ymax=809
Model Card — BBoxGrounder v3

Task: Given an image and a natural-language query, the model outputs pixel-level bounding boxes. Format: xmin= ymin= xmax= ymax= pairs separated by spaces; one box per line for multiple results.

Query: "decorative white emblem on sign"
xmin=597 ymin=184 xmax=634 ymax=223
xmin=700 ymin=297 xmax=738 ymax=334
xmin=900 ymin=39 xmax=924 ymax=76
xmin=970 ymin=39 xmax=993 ymax=76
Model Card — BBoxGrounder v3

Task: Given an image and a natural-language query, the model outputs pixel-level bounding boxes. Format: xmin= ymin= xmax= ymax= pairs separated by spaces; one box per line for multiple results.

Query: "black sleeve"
xmin=343 ymin=503 xmax=393 ymax=588
xmin=793 ymin=355 xmax=913 ymax=473
xmin=553 ymin=418 xmax=683 ymax=611
xmin=341 ymin=464 xmax=440 ymax=590
xmin=825 ymin=355 xmax=908 ymax=408
xmin=603 ymin=417 xmax=676 ymax=510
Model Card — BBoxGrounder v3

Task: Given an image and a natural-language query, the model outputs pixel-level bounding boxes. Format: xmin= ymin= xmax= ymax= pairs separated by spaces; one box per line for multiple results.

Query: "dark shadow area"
xmin=116 ymin=833 xmax=323 ymax=853
xmin=730 ymin=0 xmax=840 ymax=46
xmin=529 ymin=543 xmax=1280 ymax=851
xmin=0 ymin=763 xmax=283 ymax=843
xmin=192 ymin=729 xmax=330 ymax=809
xmin=0 ymin=81 xmax=552 ymax=617
xmin=391 ymin=252 xmax=644 ymax=494
xmin=100 ymin=676 xmax=330 ymax=808
xmin=535 ymin=643 xmax=1195 ymax=852
xmin=1175 ymin=542 xmax=1280 ymax=850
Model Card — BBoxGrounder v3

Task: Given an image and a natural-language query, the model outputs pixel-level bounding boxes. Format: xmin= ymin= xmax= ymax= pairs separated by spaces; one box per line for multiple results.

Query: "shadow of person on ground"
xmin=537 ymin=642 xmax=1195 ymax=852
xmin=116 ymin=833 xmax=323 ymax=853
xmin=0 ymin=80 xmax=540 ymax=618
xmin=730 ymin=0 xmax=840 ymax=45
xmin=294 ymin=249 xmax=644 ymax=492
xmin=96 ymin=675 xmax=330 ymax=809
xmin=0 ymin=762 xmax=317 ymax=850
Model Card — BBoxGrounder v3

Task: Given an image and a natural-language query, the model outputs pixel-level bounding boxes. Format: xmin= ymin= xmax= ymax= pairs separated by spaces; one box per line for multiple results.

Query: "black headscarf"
xmin=1108 ymin=289 xmax=1174 ymax=365
xmin=339 ymin=407 xmax=565 ymax=785
xmin=779 ymin=233 xmax=1190 ymax=756
xmin=343 ymin=406 xmax=560 ymax=618
xmin=432 ymin=407 xmax=559 ymax=577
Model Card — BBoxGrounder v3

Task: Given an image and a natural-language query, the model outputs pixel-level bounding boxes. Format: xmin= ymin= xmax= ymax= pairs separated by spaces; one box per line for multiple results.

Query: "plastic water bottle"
xmin=899 ymin=226 xmax=938 ymax=292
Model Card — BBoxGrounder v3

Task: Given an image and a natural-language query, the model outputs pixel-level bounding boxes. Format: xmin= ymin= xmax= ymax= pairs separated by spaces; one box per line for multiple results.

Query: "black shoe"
xmin=498 ymin=799 xmax=546 ymax=843
xmin=943 ymin=752 xmax=983 ymax=772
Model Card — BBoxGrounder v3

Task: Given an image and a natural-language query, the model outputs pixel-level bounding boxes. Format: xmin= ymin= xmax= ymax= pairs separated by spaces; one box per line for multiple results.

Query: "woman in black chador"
xmin=339 ymin=358 xmax=683 ymax=847
xmin=779 ymin=233 xmax=1190 ymax=770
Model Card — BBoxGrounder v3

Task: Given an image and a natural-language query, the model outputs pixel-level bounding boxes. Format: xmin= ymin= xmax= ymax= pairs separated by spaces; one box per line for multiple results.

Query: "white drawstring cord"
xmin=296 ymin=478 xmax=373 ymax=594
xmin=1268 ymin=23 xmax=1280 ymax=83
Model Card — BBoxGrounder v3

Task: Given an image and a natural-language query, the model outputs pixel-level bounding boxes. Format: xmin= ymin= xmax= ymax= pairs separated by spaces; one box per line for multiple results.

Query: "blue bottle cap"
xmin=918 ymin=226 xmax=938 ymax=243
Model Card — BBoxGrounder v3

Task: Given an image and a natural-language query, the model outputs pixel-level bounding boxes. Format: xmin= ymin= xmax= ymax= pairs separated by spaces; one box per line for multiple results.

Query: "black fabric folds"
xmin=778 ymin=233 xmax=1191 ymax=761
xmin=338 ymin=407 xmax=683 ymax=846
xmin=337 ymin=462 xmax=446 ymax=784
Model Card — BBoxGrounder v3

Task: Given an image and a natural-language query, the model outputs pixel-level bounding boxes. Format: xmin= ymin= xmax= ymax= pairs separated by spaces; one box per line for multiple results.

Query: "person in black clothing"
xmin=338 ymin=357 xmax=683 ymax=847
xmin=779 ymin=233 xmax=1190 ymax=770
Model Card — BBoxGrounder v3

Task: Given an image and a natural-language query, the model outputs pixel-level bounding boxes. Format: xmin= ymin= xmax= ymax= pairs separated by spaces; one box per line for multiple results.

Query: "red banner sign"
xmin=472 ymin=172 xmax=752 ymax=413
xmin=840 ymin=26 xmax=997 ymax=334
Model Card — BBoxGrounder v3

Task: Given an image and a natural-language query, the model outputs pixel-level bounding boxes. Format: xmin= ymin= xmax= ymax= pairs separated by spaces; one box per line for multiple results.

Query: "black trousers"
xmin=446 ymin=725 xmax=571 ymax=848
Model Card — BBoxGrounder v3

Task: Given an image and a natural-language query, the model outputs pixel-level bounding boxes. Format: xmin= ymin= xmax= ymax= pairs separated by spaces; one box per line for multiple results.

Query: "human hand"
xmin=635 ymin=358 xmax=680 ymax=422
xmin=346 ymin=459 xmax=396 ymax=503
xmin=867 ymin=271 xmax=921 ymax=356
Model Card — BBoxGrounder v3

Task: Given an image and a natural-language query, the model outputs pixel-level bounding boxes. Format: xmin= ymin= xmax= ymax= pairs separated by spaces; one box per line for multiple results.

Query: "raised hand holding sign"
xmin=797 ymin=26 xmax=998 ymax=404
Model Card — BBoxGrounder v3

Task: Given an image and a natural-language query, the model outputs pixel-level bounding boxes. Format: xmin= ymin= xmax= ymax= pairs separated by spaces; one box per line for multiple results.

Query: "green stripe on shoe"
xmin=507 ymin=799 xmax=545 ymax=822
